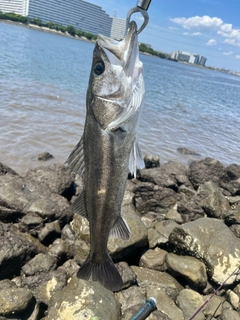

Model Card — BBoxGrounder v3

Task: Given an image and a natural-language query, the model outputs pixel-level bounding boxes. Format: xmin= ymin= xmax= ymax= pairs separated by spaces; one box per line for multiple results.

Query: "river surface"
xmin=1 ymin=22 xmax=240 ymax=175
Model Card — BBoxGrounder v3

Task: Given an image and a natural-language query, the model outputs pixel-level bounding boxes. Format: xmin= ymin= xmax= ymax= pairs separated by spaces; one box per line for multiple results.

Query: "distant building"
xmin=0 ymin=0 xmax=113 ymax=37
xmin=171 ymin=50 xmax=207 ymax=66
xmin=0 ymin=0 xmax=29 ymax=16
xmin=111 ymin=17 xmax=125 ymax=40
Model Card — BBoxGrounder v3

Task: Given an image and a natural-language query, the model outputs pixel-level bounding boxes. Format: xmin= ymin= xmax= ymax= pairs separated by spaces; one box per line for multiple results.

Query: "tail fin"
xmin=77 ymin=255 xmax=123 ymax=292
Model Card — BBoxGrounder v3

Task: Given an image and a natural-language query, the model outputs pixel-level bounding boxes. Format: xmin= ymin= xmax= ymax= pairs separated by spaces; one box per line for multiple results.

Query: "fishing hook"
xmin=126 ymin=0 xmax=152 ymax=34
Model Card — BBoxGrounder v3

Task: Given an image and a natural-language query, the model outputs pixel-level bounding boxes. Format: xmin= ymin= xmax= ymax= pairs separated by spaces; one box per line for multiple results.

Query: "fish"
xmin=65 ymin=20 xmax=145 ymax=292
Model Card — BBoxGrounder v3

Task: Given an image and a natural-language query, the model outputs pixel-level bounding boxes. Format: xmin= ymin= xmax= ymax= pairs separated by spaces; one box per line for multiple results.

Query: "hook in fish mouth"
xmin=125 ymin=6 xmax=149 ymax=35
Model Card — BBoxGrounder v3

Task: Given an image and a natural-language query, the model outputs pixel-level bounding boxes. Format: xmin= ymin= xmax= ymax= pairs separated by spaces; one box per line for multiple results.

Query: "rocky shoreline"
xmin=0 ymin=156 xmax=239 ymax=320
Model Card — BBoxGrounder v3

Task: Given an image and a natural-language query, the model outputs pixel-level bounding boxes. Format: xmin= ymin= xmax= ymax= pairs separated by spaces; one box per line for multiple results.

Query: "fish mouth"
xmin=97 ymin=21 xmax=138 ymax=63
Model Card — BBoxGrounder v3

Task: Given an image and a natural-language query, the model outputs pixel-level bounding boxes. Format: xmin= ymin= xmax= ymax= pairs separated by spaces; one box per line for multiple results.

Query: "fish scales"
xmin=66 ymin=21 xmax=145 ymax=291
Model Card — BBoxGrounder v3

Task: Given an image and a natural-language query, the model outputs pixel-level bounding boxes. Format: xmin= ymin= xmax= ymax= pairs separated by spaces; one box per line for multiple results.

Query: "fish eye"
xmin=94 ymin=61 xmax=105 ymax=75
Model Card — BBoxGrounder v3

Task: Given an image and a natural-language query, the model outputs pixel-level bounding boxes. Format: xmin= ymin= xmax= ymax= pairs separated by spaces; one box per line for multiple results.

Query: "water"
xmin=1 ymin=22 xmax=240 ymax=175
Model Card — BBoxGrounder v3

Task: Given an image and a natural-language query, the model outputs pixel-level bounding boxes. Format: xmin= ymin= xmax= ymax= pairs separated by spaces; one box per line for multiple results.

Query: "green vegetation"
xmin=139 ymin=43 xmax=169 ymax=60
xmin=0 ymin=11 xmax=27 ymax=23
xmin=0 ymin=11 xmax=97 ymax=40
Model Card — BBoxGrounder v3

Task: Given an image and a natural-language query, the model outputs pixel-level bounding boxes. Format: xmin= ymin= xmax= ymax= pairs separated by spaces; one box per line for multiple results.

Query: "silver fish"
xmin=66 ymin=21 xmax=145 ymax=292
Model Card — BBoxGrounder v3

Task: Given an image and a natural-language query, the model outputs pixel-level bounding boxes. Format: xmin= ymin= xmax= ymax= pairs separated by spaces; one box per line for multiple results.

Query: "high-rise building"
xmin=111 ymin=17 xmax=126 ymax=40
xmin=0 ymin=0 xmax=117 ymax=37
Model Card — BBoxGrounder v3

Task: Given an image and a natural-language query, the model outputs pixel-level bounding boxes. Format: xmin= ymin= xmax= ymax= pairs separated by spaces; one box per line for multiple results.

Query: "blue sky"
xmin=87 ymin=0 xmax=240 ymax=71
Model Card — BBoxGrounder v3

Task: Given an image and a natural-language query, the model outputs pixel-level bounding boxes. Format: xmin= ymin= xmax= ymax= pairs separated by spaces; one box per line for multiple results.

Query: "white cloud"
xmin=223 ymin=51 xmax=233 ymax=55
xmin=183 ymin=32 xmax=189 ymax=36
xmin=218 ymin=24 xmax=240 ymax=47
xmin=207 ymin=39 xmax=217 ymax=45
xmin=236 ymin=55 xmax=240 ymax=60
xmin=168 ymin=26 xmax=178 ymax=30
xmin=170 ymin=15 xmax=223 ymax=30
xmin=191 ymin=32 xmax=201 ymax=36
xmin=224 ymin=38 xmax=240 ymax=47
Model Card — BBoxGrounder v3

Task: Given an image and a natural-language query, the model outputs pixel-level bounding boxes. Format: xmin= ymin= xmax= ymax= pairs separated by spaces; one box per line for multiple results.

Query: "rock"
xmin=166 ymin=253 xmax=208 ymax=288
xmin=147 ymin=287 xmax=184 ymax=320
xmin=130 ymin=266 xmax=183 ymax=301
xmin=202 ymin=295 xmax=223 ymax=317
xmin=221 ymin=178 xmax=240 ymax=196
xmin=18 ymin=213 xmax=44 ymax=236
xmin=144 ymin=155 xmax=160 ymax=168
xmin=224 ymin=164 xmax=240 ymax=181
xmin=176 ymin=289 xmax=205 ymax=320
xmin=73 ymin=239 xmax=90 ymax=266
xmin=59 ymin=259 xmax=80 ymax=279
xmin=147 ymin=310 xmax=172 ymax=319
xmin=47 ymin=238 xmax=74 ymax=265
xmin=33 ymin=268 xmax=68 ymax=305
xmin=115 ymin=285 xmax=145 ymax=315
xmin=38 ymin=220 xmax=61 ymax=245
xmin=0 ymin=285 xmax=34 ymax=316
xmin=139 ymin=248 xmax=167 ymax=271
xmin=0 ymin=223 xmax=42 ymax=280
xmin=21 ymin=253 xmax=57 ymax=276
xmin=169 ymin=217 xmax=240 ymax=285
xmin=165 ymin=204 xmax=184 ymax=224
xmin=70 ymin=214 xmax=90 ymax=243
xmin=133 ymin=181 xmax=177 ymax=215
xmin=139 ymin=161 xmax=187 ymax=190
xmin=115 ymin=262 xmax=136 ymax=289
xmin=177 ymin=147 xmax=200 ymax=156
xmin=148 ymin=220 xmax=178 ymax=248
xmin=141 ymin=211 xmax=162 ymax=229
xmin=32 ymin=152 xmax=54 ymax=161
xmin=25 ymin=164 xmax=75 ymax=199
xmin=229 ymin=224 xmax=240 ymax=238
xmin=220 ymin=309 xmax=240 ymax=320
xmin=194 ymin=181 xmax=231 ymax=219
xmin=61 ymin=224 xmax=75 ymax=241
xmin=0 ymin=162 xmax=18 ymax=176
xmin=45 ymin=277 xmax=121 ymax=320
xmin=188 ymin=158 xmax=226 ymax=189
xmin=226 ymin=290 xmax=239 ymax=310
xmin=177 ymin=200 xmax=205 ymax=222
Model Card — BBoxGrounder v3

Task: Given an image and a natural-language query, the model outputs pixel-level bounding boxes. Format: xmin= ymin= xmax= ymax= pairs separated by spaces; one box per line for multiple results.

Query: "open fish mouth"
xmin=97 ymin=21 xmax=138 ymax=63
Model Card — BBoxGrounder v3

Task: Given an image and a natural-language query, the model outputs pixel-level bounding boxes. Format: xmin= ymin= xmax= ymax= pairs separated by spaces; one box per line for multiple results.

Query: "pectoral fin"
xmin=129 ymin=140 xmax=144 ymax=177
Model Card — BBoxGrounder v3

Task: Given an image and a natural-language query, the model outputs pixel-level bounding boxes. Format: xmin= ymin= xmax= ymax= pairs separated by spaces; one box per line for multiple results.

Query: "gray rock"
xmin=177 ymin=200 xmax=205 ymax=222
xmin=165 ymin=204 xmax=184 ymax=224
xmin=139 ymin=247 xmax=167 ymax=271
xmin=25 ymin=164 xmax=75 ymax=199
xmin=0 ymin=162 xmax=18 ymax=176
xmin=144 ymin=155 xmax=160 ymax=168
xmin=169 ymin=217 xmax=240 ymax=285
xmin=225 ymin=210 xmax=240 ymax=225
xmin=141 ymin=211 xmax=162 ymax=229
xmin=194 ymin=181 xmax=231 ymax=218
xmin=166 ymin=253 xmax=208 ymax=288
xmin=221 ymin=178 xmax=240 ymax=196
xmin=148 ymin=220 xmax=178 ymax=248
xmin=176 ymin=289 xmax=205 ymax=320
xmin=115 ymin=285 xmax=145 ymax=314
xmin=0 ymin=223 xmax=42 ymax=280
xmin=18 ymin=213 xmax=44 ymax=236
xmin=45 ymin=277 xmax=121 ymax=320
xmin=130 ymin=266 xmax=183 ymax=301
xmin=70 ymin=214 xmax=90 ymax=243
xmin=58 ymin=259 xmax=80 ymax=279
xmin=188 ymin=158 xmax=226 ymax=189
xmin=0 ymin=286 xmax=33 ymax=316
xmin=73 ymin=239 xmax=90 ymax=266
xmin=230 ymin=224 xmax=240 ymax=238
xmin=61 ymin=224 xmax=75 ymax=241
xmin=33 ymin=268 xmax=68 ymax=305
xmin=224 ymin=164 xmax=240 ymax=181
xmin=226 ymin=290 xmax=239 ymax=310
xmin=32 ymin=152 xmax=54 ymax=161
xmin=38 ymin=220 xmax=61 ymax=245
xmin=21 ymin=253 xmax=57 ymax=276
xmin=115 ymin=262 xmax=136 ymax=289
xmin=202 ymin=295 xmax=223 ymax=317
xmin=220 ymin=309 xmax=240 ymax=320
xmin=133 ymin=181 xmax=177 ymax=215
xmin=177 ymin=147 xmax=200 ymax=156
xmin=147 ymin=287 xmax=184 ymax=320
xmin=47 ymin=238 xmax=74 ymax=265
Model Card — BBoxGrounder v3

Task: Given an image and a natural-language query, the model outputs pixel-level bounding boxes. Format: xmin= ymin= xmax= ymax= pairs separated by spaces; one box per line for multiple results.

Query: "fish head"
xmin=87 ymin=21 xmax=143 ymax=129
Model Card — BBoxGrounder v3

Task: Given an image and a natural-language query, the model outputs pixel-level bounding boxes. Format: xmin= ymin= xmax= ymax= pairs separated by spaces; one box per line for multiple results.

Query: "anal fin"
xmin=109 ymin=215 xmax=131 ymax=240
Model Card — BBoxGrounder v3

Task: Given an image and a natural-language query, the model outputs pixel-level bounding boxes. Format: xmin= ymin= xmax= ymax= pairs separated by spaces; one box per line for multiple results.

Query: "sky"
xmin=87 ymin=0 xmax=240 ymax=71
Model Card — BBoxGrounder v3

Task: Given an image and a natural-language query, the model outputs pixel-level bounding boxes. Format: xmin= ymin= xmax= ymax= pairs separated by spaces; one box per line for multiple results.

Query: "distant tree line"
xmin=0 ymin=11 xmax=97 ymax=40
xmin=139 ymin=43 xmax=169 ymax=59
